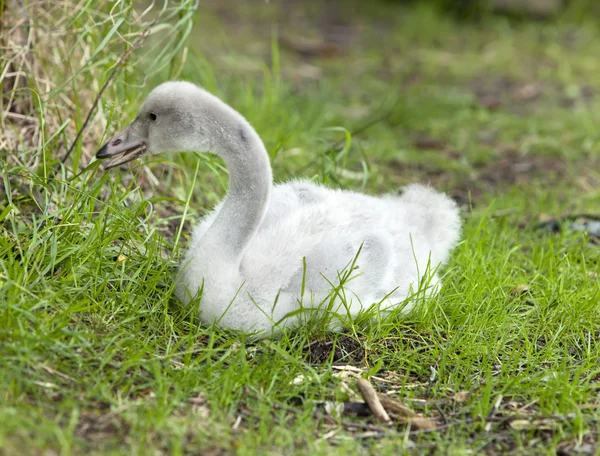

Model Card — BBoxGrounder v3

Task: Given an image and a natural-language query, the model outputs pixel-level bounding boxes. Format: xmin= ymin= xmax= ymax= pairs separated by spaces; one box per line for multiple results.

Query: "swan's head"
xmin=97 ymin=81 xmax=246 ymax=169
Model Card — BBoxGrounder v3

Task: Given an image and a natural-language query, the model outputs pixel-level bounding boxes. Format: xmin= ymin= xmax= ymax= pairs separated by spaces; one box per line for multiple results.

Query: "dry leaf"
xmin=514 ymin=83 xmax=542 ymax=102
xmin=509 ymin=419 xmax=534 ymax=431
xmin=509 ymin=418 xmax=559 ymax=431
xmin=510 ymin=284 xmax=530 ymax=296
xmin=409 ymin=416 xmax=437 ymax=430
xmin=453 ymin=391 xmax=470 ymax=403
xmin=379 ymin=396 xmax=416 ymax=417
xmin=412 ymin=138 xmax=448 ymax=151
xmin=537 ymin=213 xmax=555 ymax=222
xmin=332 ymin=365 xmax=364 ymax=379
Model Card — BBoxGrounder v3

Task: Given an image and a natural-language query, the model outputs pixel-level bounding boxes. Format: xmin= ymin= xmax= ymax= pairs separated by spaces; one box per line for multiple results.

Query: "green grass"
xmin=2 ymin=0 xmax=600 ymax=454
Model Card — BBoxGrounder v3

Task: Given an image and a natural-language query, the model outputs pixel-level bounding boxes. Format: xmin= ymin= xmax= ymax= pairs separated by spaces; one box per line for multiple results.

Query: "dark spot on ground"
xmin=74 ymin=410 xmax=130 ymax=444
xmin=303 ymin=334 xmax=365 ymax=364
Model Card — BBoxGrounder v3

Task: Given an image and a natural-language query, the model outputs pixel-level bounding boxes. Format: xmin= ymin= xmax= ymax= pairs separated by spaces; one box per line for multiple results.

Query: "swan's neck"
xmin=197 ymin=127 xmax=272 ymax=266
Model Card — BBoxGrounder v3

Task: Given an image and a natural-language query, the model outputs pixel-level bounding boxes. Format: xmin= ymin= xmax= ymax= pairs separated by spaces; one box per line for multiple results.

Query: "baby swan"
xmin=97 ymin=81 xmax=461 ymax=334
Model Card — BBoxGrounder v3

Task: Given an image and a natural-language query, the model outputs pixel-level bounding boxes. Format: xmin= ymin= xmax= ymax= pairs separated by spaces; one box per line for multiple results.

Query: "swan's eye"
xmin=149 ymin=112 xmax=157 ymax=122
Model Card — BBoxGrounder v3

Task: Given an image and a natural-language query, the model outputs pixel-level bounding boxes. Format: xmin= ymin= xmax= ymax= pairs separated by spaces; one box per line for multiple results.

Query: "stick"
xmin=356 ymin=378 xmax=391 ymax=424
xmin=61 ymin=17 xmax=158 ymax=165
xmin=378 ymin=395 xmax=417 ymax=417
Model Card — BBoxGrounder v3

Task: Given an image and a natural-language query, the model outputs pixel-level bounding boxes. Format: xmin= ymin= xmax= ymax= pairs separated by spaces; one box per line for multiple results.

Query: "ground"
xmin=1 ymin=0 xmax=600 ymax=454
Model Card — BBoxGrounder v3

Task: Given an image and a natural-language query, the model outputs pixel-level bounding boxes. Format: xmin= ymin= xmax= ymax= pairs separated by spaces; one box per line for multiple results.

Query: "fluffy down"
xmin=176 ymin=180 xmax=461 ymax=332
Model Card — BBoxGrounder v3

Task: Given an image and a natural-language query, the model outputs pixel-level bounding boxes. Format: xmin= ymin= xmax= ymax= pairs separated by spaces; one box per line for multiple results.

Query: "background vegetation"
xmin=1 ymin=0 xmax=599 ymax=453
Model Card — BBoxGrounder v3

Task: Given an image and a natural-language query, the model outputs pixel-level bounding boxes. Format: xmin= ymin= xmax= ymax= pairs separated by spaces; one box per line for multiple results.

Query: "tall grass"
xmin=0 ymin=0 xmax=198 ymax=336
xmin=1 ymin=0 xmax=197 ymax=170
xmin=1 ymin=4 xmax=200 ymax=451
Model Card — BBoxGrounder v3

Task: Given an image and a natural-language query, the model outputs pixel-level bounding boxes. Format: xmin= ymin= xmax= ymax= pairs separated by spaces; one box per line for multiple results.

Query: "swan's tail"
xmin=396 ymin=184 xmax=462 ymax=266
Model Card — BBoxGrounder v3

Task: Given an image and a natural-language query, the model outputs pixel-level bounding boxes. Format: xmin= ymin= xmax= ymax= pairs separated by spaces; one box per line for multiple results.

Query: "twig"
xmin=435 ymin=402 xmax=448 ymax=426
xmin=378 ymin=395 xmax=417 ymax=417
xmin=488 ymin=394 xmax=503 ymax=419
xmin=60 ymin=17 xmax=158 ymax=166
xmin=39 ymin=363 xmax=77 ymax=383
xmin=356 ymin=378 xmax=391 ymax=424
xmin=339 ymin=419 xmax=388 ymax=433
xmin=485 ymin=395 xmax=503 ymax=432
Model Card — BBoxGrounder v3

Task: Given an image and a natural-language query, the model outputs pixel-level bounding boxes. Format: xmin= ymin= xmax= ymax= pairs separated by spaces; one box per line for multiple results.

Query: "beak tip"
xmin=96 ymin=143 xmax=109 ymax=159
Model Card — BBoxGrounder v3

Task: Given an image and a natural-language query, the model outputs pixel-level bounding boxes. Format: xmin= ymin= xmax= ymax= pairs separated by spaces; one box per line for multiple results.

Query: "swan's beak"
xmin=96 ymin=125 xmax=147 ymax=170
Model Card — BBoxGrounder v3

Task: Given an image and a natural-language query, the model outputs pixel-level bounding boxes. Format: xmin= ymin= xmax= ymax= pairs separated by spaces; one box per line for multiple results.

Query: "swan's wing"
xmin=242 ymin=193 xmax=401 ymax=299
xmin=242 ymin=185 xmax=460 ymax=307
xmin=185 ymin=180 xmax=330 ymax=254
xmin=259 ymin=179 xmax=330 ymax=230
